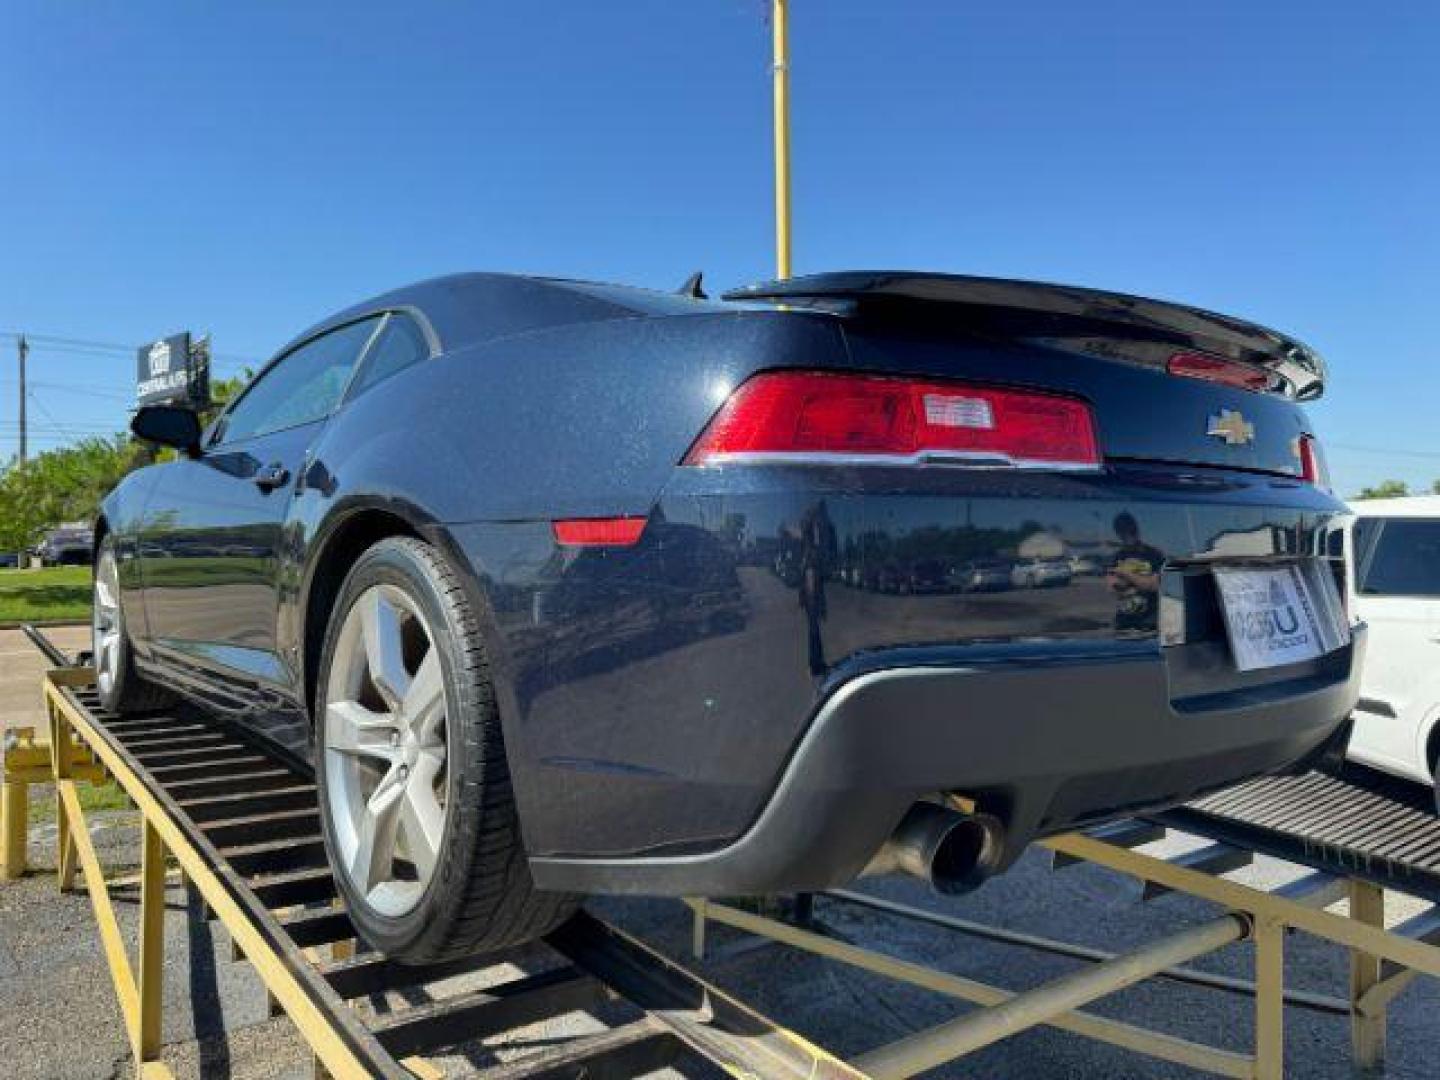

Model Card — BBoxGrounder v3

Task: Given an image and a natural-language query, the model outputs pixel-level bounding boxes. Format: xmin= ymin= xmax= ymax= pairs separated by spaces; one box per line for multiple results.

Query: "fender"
xmin=95 ymin=467 xmax=164 ymax=654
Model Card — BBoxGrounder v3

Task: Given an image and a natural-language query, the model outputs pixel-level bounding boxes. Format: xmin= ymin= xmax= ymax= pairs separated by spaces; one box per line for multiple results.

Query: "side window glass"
xmin=219 ymin=318 xmax=380 ymax=443
xmin=348 ymin=313 xmax=430 ymax=399
xmin=1357 ymin=519 xmax=1440 ymax=597
xmin=1350 ymin=518 xmax=1377 ymax=569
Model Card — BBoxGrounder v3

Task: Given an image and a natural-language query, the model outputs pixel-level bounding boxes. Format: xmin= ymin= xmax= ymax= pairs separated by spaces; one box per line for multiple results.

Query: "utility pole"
xmin=772 ymin=0 xmax=792 ymax=279
xmin=16 ymin=334 xmax=27 ymax=463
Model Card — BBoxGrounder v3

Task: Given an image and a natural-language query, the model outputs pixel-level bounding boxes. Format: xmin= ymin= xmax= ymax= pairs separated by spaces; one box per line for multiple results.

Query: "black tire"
xmin=93 ymin=536 xmax=175 ymax=715
xmin=314 ymin=536 xmax=577 ymax=964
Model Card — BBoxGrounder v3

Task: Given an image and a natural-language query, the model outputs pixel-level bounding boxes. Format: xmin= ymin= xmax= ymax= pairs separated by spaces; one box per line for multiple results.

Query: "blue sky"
xmin=1 ymin=1 xmax=1436 ymax=496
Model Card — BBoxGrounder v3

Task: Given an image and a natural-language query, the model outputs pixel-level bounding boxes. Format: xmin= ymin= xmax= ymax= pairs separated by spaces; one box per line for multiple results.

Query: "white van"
xmin=1342 ymin=496 xmax=1440 ymax=808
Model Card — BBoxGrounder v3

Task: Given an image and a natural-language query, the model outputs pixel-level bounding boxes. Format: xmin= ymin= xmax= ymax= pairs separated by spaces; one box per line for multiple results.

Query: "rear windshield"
xmin=1353 ymin=518 xmax=1440 ymax=597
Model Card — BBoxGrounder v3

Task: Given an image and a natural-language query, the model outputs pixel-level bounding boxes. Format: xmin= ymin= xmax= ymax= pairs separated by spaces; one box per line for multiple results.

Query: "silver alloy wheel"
xmin=93 ymin=546 xmax=122 ymax=698
xmin=324 ymin=583 xmax=450 ymax=918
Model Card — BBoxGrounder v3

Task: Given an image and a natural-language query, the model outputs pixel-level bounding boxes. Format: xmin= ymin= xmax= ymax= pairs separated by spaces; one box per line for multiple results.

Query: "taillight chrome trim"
xmin=689 ymin=450 xmax=1104 ymax=472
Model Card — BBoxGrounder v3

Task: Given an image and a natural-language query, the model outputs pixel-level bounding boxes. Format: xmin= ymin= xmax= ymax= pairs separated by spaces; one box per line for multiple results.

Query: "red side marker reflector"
xmin=552 ymin=517 xmax=648 ymax=547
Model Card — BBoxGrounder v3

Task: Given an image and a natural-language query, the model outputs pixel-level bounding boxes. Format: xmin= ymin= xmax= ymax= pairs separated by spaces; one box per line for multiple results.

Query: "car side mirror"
xmin=131 ymin=404 xmax=202 ymax=457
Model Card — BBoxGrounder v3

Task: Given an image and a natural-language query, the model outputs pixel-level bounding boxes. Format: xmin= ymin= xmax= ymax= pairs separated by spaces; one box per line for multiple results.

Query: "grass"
xmin=0 ymin=565 xmax=91 ymax=625
xmin=29 ymin=778 xmax=134 ymax=823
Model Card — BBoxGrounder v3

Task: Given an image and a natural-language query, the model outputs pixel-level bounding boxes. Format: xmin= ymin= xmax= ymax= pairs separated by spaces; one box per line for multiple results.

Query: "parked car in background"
xmin=1341 ymin=497 xmax=1440 ymax=810
xmin=902 ymin=559 xmax=952 ymax=594
xmin=1068 ymin=553 xmax=1104 ymax=576
xmin=37 ymin=523 xmax=94 ymax=566
xmin=98 ymin=270 xmax=1362 ymax=965
xmin=872 ymin=561 xmax=907 ymax=594
xmin=1011 ymin=557 xmax=1073 ymax=589
xmin=951 ymin=559 xmax=1013 ymax=593
xmin=0 ymin=552 xmax=18 ymax=569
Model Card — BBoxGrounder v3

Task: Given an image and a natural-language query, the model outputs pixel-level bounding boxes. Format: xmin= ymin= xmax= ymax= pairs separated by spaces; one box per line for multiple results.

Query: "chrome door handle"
xmin=253 ymin=463 xmax=290 ymax=492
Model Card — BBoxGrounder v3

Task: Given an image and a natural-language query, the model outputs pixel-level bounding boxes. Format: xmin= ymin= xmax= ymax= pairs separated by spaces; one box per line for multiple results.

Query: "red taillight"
xmin=552 ymin=517 xmax=648 ymax=547
xmin=683 ymin=371 xmax=1099 ymax=469
xmin=1167 ymin=351 xmax=1273 ymax=392
xmin=1297 ymin=434 xmax=1330 ymax=490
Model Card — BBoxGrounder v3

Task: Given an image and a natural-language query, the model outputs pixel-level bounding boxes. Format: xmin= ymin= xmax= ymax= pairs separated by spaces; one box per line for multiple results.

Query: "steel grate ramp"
xmin=1155 ymin=765 xmax=1440 ymax=904
xmin=41 ymin=672 xmax=863 ymax=1080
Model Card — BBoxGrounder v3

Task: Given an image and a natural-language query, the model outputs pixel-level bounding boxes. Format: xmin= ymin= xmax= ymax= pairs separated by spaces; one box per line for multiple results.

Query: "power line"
xmin=2 ymin=432 xmax=117 ymax=448
xmin=0 ymin=328 xmax=259 ymax=368
xmin=1 ymin=331 xmax=135 ymax=353
xmin=35 ymin=383 xmax=132 ymax=402
xmin=0 ymin=426 xmax=117 ymax=433
xmin=19 ymin=390 xmax=121 ymax=440
xmin=1330 ymin=442 xmax=1440 ymax=461
xmin=0 ymin=421 xmax=121 ymax=432
xmin=25 ymin=388 xmax=64 ymax=431
xmin=0 ymin=379 xmax=134 ymax=402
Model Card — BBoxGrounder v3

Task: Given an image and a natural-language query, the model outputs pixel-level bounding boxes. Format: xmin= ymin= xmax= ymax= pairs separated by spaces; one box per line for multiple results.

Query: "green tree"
xmin=0 ymin=371 xmax=254 ymax=553
xmin=1354 ymin=479 xmax=1410 ymax=500
xmin=1433 ymin=479 xmax=1440 ymax=496
xmin=0 ymin=436 xmax=147 ymax=551
xmin=206 ymin=373 xmax=250 ymax=417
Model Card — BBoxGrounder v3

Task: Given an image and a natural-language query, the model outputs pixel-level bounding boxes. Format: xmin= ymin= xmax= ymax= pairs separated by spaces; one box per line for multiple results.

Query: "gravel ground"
xmin=2 ymin=626 xmax=1437 ymax=1077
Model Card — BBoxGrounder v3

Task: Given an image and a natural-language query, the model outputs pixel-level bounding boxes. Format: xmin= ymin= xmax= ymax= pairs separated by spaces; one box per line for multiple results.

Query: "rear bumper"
xmin=530 ymin=625 xmax=1364 ymax=896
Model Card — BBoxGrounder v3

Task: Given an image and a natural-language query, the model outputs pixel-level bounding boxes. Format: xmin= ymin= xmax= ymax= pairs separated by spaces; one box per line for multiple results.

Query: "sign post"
xmin=773 ymin=0 xmax=792 ymax=280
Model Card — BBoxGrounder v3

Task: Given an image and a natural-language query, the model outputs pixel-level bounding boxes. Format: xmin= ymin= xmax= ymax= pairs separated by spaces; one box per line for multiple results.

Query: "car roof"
xmin=282 ymin=272 xmax=729 ymax=357
xmin=1346 ymin=495 xmax=1440 ymax=518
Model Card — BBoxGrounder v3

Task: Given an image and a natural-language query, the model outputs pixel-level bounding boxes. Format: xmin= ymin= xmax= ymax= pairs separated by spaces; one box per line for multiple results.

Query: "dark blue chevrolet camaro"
xmin=95 ymin=271 xmax=1364 ymax=962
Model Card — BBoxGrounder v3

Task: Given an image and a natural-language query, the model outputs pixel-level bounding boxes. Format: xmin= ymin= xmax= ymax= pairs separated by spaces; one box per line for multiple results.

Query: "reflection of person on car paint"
xmin=798 ymin=500 xmax=837 ymax=675
xmin=1107 ymin=512 xmax=1164 ymax=635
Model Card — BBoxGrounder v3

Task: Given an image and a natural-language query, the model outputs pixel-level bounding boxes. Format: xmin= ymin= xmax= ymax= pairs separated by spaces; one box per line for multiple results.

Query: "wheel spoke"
xmin=326 ymin=700 xmax=399 ymax=763
xmin=361 ymin=590 xmax=410 ymax=709
xmin=328 ymin=581 xmax=453 ymax=916
xmin=402 ymin=649 xmax=444 ymax=744
xmin=400 ymin=753 xmax=445 ymax=881
xmin=101 ymin=632 xmax=120 ymax=677
xmin=350 ymin=766 xmax=405 ymax=893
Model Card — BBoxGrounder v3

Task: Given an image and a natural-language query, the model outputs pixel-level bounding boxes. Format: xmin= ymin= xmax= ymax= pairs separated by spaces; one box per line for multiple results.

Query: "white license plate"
xmin=1212 ymin=565 xmax=1350 ymax=672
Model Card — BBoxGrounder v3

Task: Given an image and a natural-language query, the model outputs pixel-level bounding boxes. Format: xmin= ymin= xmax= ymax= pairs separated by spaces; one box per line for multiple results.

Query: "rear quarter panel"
xmin=287 ymin=309 xmax=846 ymax=822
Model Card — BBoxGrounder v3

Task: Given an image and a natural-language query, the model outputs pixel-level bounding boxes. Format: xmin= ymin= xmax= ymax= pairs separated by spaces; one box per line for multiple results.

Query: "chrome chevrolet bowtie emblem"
xmin=1207 ymin=408 xmax=1255 ymax=446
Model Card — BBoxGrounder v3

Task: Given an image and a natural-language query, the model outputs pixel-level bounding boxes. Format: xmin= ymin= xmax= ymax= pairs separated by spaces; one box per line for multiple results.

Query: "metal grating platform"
xmin=1156 ymin=765 xmax=1440 ymax=904
xmin=40 ymin=671 xmax=862 ymax=1080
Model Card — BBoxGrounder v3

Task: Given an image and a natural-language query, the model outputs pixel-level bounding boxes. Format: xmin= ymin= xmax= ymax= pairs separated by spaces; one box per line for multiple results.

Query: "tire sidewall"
xmin=314 ymin=538 xmax=484 ymax=958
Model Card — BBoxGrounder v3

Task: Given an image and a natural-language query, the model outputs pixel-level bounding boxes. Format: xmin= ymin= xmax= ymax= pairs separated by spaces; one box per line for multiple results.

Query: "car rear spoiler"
xmin=723 ymin=271 xmax=1326 ymax=401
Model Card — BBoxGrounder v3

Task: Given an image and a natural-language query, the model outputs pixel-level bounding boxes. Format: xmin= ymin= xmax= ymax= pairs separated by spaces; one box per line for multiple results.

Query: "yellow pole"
xmin=1 ymin=776 xmax=26 ymax=880
xmin=137 ymin=820 xmax=167 ymax=1063
xmin=1348 ymin=880 xmax=1388 ymax=1070
xmin=772 ymin=0 xmax=792 ymax=279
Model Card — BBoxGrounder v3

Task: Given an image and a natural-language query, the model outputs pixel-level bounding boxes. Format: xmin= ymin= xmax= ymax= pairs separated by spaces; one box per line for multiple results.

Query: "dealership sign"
xmin=136 ymin=332 xmax=209 ymax=408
